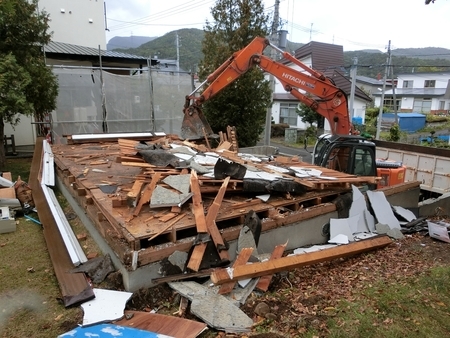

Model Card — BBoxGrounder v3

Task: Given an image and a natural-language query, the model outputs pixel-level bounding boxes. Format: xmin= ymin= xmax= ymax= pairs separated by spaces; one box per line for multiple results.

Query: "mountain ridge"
xmin=109 ymin=29 xmax=450 ymax=77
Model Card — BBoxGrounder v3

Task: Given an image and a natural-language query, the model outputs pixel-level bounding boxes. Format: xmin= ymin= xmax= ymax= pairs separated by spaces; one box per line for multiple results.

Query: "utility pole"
xmin=349 ymin=57 xmax=358 ymax=122
xmin=263 ymin=0 xmax=280 ymax=146
xmin=376 ymin=40 xmax=391 ymax=140
xmin=390 ymin=54 xmax=398 ymax=124
xmin=176 ymin=33 xmax=180 ymax=71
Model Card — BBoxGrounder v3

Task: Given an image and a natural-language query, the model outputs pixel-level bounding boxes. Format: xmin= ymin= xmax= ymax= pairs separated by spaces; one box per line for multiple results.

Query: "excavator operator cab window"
xmin=324 ymin=145 xmax=351 ymax=173
xmin=313 ymin=134 xmax=331 ymax=166
xmin=322 ymin=144 xmax=376 ymax=176
xmin=353 ymin=148 xmax=376 ymax=176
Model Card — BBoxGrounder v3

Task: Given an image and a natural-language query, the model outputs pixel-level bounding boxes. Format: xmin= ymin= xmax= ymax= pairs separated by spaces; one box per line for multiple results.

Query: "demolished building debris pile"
xmin=10 ymin=134 xmax=450 ymax=336
xmin=51 ymin=133 xmax=381 ymax=273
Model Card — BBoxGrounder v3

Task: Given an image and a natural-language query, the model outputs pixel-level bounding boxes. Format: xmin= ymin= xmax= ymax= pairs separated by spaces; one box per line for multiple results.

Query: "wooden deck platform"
xmin=52 ymin=135 xmax=380 ymax=269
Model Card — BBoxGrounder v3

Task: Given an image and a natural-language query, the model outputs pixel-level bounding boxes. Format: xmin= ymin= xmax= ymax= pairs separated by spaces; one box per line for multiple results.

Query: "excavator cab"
xmin=313 ymin=134 xmax=377 ymax=177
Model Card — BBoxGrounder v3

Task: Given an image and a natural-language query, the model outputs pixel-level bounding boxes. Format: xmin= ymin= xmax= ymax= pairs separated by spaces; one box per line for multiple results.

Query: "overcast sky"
xmin=105 ymin=0 xmax=450 ymax=52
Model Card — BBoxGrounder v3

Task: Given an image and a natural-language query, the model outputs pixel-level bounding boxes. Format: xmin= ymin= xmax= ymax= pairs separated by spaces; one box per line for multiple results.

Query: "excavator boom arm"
xmin=182 ymin=37 xmax=352 ymax=139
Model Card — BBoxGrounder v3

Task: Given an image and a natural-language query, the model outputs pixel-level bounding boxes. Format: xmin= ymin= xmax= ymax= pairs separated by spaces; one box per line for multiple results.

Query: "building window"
xmin=383 ymin=98 xmax=401 ymax=111
xmin=413 ymin=98 xmax=432 ymax=113
xmin=439 ymin=101 xmax=445 ymax=110
xmin=424 ymin=80 xmax=436 ymax=88
xmin=403 ymin=80 xmax=413 ymax=88
xmin=280 ymin=103 xmax=298 ymax=125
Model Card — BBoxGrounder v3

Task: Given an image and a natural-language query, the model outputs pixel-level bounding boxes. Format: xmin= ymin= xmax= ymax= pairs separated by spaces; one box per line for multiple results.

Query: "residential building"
xmin=38 ymin=0 xmax=106 ymax=49
xmin=374 ymin=71 xmax=450 ymax=114
xmin=355 ymin=75 xmax=393 ymax=104
xmin=271 ymin=41 xmax=371 ymax=131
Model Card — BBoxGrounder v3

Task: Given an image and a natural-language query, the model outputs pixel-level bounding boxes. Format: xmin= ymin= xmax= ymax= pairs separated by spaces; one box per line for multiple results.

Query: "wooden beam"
xmin=133 ymin=172 xmax=161 ymax=216
xmin=218 ymin=247 xmax=253 ymax=295
xmin=210 ymin=236 xmax=392 ymax=285
xmin=189 ymin=170 xmax=208 ymax=233
xmin=127 ymin=179 xmax=145 ymax=206
xmin=186 ymin=243 xmax=208 ymax=272
xmin=205 ymin=177 xmax=230 ymax=261
xmin=187 ymin=170 xmax=209 ymax=272
xmin=255 ymin=243 xmax=287 ymax=292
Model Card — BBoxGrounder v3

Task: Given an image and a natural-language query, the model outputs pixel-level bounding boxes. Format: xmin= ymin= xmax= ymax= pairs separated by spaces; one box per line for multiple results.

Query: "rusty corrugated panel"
xmin=30 ymin=137 xmax=94 ymax=307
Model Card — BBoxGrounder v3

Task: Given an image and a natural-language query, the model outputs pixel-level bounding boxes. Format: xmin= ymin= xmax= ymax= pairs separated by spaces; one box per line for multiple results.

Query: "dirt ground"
xmin=120 ymin=229 xmax=450 ymax=337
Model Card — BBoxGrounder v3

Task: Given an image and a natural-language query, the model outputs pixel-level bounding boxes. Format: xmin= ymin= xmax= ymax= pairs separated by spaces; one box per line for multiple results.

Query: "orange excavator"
xmin=182 ymin=37 xmax=401 ymax=182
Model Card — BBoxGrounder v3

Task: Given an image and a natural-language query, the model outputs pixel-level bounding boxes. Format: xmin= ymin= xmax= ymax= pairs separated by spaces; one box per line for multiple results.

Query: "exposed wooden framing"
xmin=218 ymin=247 xmax=254 ymax=294
xmin=148 ymin=213 xmax=186 ymax=242
xmin=210 ymin=236 xmax=392 ymax=285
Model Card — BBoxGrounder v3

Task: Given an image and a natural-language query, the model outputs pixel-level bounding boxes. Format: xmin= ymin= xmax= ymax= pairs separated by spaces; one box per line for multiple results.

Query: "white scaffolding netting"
xmin=50 ymin=68 xmax=191 ymax=144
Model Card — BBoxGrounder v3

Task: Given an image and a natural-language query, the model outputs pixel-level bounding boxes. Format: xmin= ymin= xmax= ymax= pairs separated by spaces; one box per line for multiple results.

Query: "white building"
xmin=374 ymin=71 xmax=450 ymax=114
xmin=271 ymin=41 xmax=371 ymax=131
xmin=4 ymin=1 xmax=108 ymax=147
xmin=38 ymin=0 xmax=106 ymax=49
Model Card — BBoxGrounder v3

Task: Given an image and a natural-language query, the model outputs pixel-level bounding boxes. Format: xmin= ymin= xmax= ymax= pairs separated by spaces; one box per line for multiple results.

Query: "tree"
xmin=0 ymin=0 xmax=58 ymax=169
xmin=198 ymin=0 xmax=272 ymax=147
xmin=296 ymin=102 xmax=321 ymax=127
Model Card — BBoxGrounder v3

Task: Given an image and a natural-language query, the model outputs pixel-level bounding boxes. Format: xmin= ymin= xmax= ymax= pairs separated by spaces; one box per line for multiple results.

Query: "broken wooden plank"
xmin=205 ymin=176 xmax=231 ymax=261
xmin=122 ymin=162 xmax=155 ymax=168
xmin=115 ymin=311 xmax=207 ymax=338
xmin=189 ymin=170 xmax=208 ymax=233
xmin=127 ymin=179 xmax=145 ymax=207
xmin=255 ymin=242 xmax=287 ymax=292
xmin=211 ymin=236 xmax=392 ymax=285
xmin=133 ymin=172 xmax=161 ymax=216
xmin=186 ymin=170 xmax=210 ymax=272
xmin=218 ymin=247 xmax=254 ymax=295
xmin=186 ymin=243 xmax=208 ymax=272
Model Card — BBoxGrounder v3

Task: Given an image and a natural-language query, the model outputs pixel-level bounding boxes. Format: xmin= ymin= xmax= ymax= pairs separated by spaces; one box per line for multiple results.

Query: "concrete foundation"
xmin=58 ymin=173 xmax=422 ymax=292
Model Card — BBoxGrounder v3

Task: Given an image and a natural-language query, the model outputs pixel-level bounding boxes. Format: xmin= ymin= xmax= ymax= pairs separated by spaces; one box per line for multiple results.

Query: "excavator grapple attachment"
xmin=181 ymin=105 xmax=213 ymax=140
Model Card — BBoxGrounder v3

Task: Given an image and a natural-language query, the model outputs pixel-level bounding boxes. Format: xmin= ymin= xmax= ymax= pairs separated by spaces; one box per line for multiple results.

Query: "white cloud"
xmin=105 ymin=0 xmax=450 ymax=51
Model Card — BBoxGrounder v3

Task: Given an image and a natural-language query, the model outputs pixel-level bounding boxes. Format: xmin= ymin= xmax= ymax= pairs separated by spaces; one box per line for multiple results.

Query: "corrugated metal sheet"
xmin=44 ymin=41 xmax=149 ymax=61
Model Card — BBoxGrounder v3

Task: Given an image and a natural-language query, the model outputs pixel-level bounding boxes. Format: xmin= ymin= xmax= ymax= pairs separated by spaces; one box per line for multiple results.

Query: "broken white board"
xmin=349 ymin=185 xmax=370 ymax=233
xmin=150 ymin=185 xmax=192 ymax=208
xmin=237 ymin=225 xmax=258 ymax=256
xmin=168 ymin=281 xmax=253 ymax=333
xmin=162 ymin=174 xmax=190 ymax=194
xmin=366 ymin=190 xmax=400 ymax=229
xmin=81 ymin=288 xmax=133 ymax=326
xmin=330 ymin=217 xmax=356 ymax=242
xmin=364 ymin=209 xmax=376 ymax=233
xmin=329 ymin=234 xmax=349 ymax=244
xmin=256 ymin=194 xmax=270 ymax=202
xmin=393 ymin=206 xmax=416 ymax=222
xmin=427 ymin=221 xmax=450 ymax=243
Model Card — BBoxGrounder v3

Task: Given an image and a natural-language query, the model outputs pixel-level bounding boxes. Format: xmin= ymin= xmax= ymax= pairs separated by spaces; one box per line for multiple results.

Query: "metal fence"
xmin=49 ymin=67 xmax=192 ymax=144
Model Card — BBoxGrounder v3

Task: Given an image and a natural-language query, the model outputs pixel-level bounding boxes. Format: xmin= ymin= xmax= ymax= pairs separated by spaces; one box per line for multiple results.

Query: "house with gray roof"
xmin=271 ymin=41 xmax=372 ymax=131
xmin=373 ymin=71 xmax=450 ymax=114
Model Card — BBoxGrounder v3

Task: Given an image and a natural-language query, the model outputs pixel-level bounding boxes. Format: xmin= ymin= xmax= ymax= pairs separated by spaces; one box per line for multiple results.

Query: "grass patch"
xmin=4 ymin=157 xmax=33 ymax=182
xmin=323 ymin=266 xmax=450 ymax=338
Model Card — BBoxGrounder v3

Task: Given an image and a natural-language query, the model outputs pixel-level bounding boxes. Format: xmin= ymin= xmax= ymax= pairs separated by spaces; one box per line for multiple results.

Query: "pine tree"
xmin=198 ymin=0 xmax=272 ymax=147
xmin=0 ymin=0 xmax=58 ymax=168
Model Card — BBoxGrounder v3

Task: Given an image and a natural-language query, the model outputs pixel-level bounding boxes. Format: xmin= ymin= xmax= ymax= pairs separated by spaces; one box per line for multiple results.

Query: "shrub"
xmin=271 ymin=123 xmax=290 ymax=137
